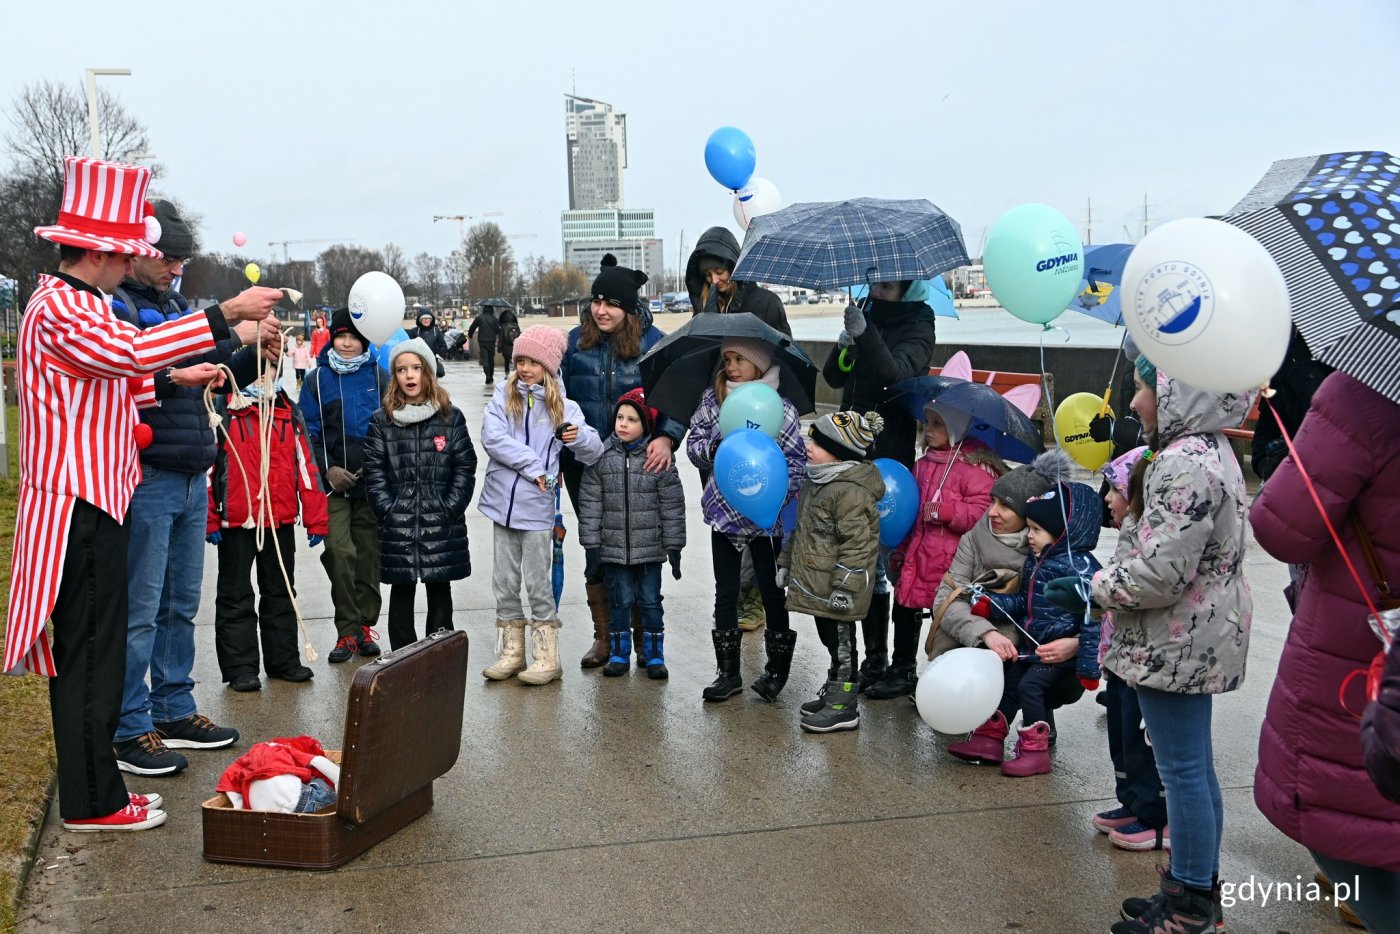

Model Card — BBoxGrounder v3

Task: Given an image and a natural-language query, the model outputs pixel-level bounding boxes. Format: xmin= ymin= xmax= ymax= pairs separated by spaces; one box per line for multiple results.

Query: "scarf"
xmin=725 ymin=365 xmax=782 ymax=396
xmin=991 ymin=524 xmax=1028 ymax=551
xmin=391 ymin=402 xmax=440 ymax=426
xmin=328 ymin=349 xmax=371 ymax=375
xmin=807 ymin=460 xmax=857 ymax=485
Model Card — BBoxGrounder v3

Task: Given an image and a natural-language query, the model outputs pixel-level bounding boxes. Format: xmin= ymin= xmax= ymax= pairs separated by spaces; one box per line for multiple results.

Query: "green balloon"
xmin=719 ymin=382 xmax=783 ymax=439
xmin=984 ymin=203 xmax=1084 ymax=324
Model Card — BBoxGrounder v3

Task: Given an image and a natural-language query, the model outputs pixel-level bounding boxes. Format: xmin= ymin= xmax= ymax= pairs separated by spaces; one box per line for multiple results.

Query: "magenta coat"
xmin=893 ymin=441 xmax=1000 ymax=610
xmin=1250 ymin=371 xmax=1400 ymax=871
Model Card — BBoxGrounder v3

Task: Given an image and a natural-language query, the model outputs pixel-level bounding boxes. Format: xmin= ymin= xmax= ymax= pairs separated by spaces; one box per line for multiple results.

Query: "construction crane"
xmin=433 ymin=212 xmax=503 ymax=243
xmin=268 ymin=238 xmax=354 ymax=263
xmin=507 ymin=233 xmax=538 ymax=241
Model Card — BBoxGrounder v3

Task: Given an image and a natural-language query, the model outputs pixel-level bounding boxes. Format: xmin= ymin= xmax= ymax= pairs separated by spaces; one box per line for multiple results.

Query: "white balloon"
xmin=347 ymin=271 xmax=406 ymax=345
xmin=914 ymin=647 xmax=1004 ymax=734
xmin=1119 ymin=218 xmax=1290 ymax=393
xmin=732 ymin=177 xmax=782 ymax=230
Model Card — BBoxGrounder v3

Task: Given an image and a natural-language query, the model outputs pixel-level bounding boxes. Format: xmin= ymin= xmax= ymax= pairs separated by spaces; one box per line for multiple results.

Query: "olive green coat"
xmin=778 ymin=462 xmax=885 ymax=622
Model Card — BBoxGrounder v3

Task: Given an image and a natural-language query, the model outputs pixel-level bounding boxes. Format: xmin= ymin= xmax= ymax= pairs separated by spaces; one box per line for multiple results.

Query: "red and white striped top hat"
xmin=33 ymin=155 xmax=163 ymax=258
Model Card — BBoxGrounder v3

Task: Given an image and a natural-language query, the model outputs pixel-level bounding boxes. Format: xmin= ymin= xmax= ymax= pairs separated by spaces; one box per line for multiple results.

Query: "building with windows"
xmin=561 ymin=94 xmax=661 ymax=288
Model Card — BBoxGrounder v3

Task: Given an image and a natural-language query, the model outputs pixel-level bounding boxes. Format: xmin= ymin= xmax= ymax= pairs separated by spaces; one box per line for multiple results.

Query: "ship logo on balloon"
xmin=727 ymin=464 xmax=768 ymax=498
xmin=1132 ymin=261 xmax=1215 ymax=345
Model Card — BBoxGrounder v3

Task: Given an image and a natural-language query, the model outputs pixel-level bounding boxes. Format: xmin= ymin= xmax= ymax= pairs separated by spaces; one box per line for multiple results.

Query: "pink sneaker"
xmin=1000 ymin=721 xmax=1052 ymax=777
xmin=1093 ymin=806 xmax=1137 ymax=833
xmin=62 ymin=804 xmax=167 ymax=832
xmin=129 ymin=792 xmax=163 ymax=810
xmin=947 ymin=711 xmax=1009 ymax=764
xmin=1109 ymin=820 xmax=1170 ymax=851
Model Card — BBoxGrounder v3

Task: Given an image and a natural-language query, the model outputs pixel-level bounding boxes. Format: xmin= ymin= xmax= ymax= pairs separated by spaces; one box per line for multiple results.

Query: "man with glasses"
xmin=112 ymin=199 xmax=281 ymax=777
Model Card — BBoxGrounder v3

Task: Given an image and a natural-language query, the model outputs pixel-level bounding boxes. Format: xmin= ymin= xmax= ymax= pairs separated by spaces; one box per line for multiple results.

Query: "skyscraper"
xmin=565 ymin=95 xmax=627 ymax=211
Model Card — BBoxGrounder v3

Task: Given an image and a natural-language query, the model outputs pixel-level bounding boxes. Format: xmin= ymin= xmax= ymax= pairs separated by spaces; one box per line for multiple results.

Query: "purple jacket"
xmin=478 ymin=380 xmax=602 ymax=532
xmin=1250 ymin=372 xmax=1400 ymax=871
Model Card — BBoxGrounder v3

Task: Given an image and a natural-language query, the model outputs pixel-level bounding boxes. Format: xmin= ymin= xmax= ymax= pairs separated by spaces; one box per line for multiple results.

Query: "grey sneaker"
xmin=800 ymin=681 xmax=860 ymax=733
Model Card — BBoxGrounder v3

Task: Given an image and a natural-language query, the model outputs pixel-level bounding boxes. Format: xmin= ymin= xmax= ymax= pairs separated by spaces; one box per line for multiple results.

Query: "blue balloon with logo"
xmin=874 ymin=458 xmax=919 ymax=548
xmin=704 ymin=127 xmax=756 ymax=191
xmin=719 ymin=382 xmax=783 ymax=439
xmin=714 ymin=429 xmax=788 ymax=528
xmin=983 ymin=203 xmax=1084 ymax=325
xmin=376 ymin=327 xmax=410 ymax=372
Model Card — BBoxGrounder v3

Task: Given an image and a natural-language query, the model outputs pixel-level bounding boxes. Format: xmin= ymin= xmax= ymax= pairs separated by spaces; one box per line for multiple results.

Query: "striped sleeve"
xmin=129 ymin=376 xmax=158 ymax=409
xmin=36 ymin=298 xmax=215 ymax=379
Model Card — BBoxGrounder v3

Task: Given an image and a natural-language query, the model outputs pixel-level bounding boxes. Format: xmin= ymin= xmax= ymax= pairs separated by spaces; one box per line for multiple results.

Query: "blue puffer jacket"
xmin=986 ymin=481 xmax=1104 ymax=679
xmin=560 ymin=307 xmax=684 ymax=459
xmin=302 ymin=344 xmax=387 ymax=500
xmin=113 ymin=282 xmax=259 ymax=473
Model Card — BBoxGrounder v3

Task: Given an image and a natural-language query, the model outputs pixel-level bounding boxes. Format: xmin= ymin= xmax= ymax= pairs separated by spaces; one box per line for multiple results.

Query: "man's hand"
xmin=171 ymin=363 xmax=227 ymax=388
xmin=981 ymin=629 xmax=1018 ymax=662
xmin=232 ymin=316 xmax=284 ymax=359
xmin=220 ymin=287 xmax=285 ymax=322
xmin=643 ymin=436 xmax=673 ymax=473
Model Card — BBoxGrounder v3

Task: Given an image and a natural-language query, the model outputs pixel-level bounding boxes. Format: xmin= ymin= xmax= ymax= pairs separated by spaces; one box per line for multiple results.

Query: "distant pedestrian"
xmin=479 ymin=326 xmax=603 ymax=685
xmin=363 ymin=338 xmax=477 ymax=651
xmin=303 ymin=308 xmax=387 ymax=663
xmin=309 ymin=314 xmax=331 ymax=359
xmin=467 ymin=305 xmax=500 ymax=384
xmin=578 ymin=388 xmax=686 ymax=679
xmin=207 ymin=386 xmax=328 ymax=691
xmin=289 ymin=333 xmax=311 ymax=384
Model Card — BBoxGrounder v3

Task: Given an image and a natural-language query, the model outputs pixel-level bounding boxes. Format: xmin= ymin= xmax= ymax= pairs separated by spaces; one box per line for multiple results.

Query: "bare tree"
xmin=531 ymin=261 xmax=590 ymax=304
xmin=463 ymin=222 xmax=514 ymax=301
xmin=444 ymin=249 xmax=470 ymax=307
xmin=413 ymin=252 xmax=444 ymax=306
xmin=381 ymin=242 xmax=409 ymax=286
xmin=317 ymin=244 xmax=385 ymax=307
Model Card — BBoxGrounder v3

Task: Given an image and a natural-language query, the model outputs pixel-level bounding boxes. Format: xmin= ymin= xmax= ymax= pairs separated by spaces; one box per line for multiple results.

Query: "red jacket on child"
xmin=208 ymin=393 xmax=329 ymax=535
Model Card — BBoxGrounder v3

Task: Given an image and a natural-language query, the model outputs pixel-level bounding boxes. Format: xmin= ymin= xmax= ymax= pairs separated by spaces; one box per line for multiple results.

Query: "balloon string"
xmin=1038 ymin=323 xmax=1078 ymax=579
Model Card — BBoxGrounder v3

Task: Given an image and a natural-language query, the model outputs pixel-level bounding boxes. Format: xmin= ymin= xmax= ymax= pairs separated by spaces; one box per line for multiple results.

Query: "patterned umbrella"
xmin=887 ymin=376 xmax=1044 ymax=464
xmin=732 ymin=198 xmax=970 ymax=290
xmin=1224 ymin=151 xmax=1400 ymax=402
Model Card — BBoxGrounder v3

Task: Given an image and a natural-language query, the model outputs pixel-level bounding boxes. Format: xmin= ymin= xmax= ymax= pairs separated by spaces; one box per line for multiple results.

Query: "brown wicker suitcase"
xmin=201 ymin=629 xmax=469 ymax=869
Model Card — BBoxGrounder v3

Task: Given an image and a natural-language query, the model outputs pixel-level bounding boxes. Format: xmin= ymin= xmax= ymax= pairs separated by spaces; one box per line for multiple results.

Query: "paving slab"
xmin=17 ymin=359 xmax=1355 ymax=933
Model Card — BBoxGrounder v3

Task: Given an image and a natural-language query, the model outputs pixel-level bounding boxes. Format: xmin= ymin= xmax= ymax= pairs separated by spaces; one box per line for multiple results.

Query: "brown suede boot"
xmin=580 ymin=581 xmax=611 ymax=668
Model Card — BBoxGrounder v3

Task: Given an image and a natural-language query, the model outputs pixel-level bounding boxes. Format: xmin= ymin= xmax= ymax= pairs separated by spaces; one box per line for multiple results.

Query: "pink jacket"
xmin=1250 ymin=372 xmax=1400 ymax=871
xmin=894 ymin=441 xmax=999 ymax=609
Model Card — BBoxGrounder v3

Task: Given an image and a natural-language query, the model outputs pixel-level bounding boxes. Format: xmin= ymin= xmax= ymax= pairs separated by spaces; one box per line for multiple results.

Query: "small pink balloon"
xmin=232 ymin=231 xmax=247 ymax=247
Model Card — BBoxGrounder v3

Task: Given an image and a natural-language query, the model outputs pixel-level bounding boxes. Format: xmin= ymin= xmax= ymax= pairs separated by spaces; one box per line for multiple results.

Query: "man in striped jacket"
xmin=4 ymin=157 xmax=282 ymax=832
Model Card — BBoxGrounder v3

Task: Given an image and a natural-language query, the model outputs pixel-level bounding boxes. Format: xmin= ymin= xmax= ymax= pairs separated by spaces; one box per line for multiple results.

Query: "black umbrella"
xmin=639 ymin=313 xmax=818 ymax=421
xmin=888 ymin=376 xmax=1044 ymax=463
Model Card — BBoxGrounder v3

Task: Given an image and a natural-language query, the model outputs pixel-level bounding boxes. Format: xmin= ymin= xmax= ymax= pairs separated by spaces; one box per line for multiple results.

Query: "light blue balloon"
xmin=983 ymin=203 xmax=1084 ymax=324
xmin=704 ymin=126 xmax=756 ymax=191
xmin=874 ymin=458 xmax=919 ymax=548
xmin=719 ymin=382 xmax=783 ymax=439
xmin=376 ymin=327 xmax=410 ymax=372
xmin=714 ymin=429 xmax=788 ymax=528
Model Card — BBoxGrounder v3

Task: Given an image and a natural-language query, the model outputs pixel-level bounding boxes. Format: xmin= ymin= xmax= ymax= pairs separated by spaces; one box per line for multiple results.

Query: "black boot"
xmin=858 ymin=591 xmax=890 ymax=693
xmin=866 ymin=602 xmax=921 ymax=699
xmin=751 ymin=629 xmax=797 ymax=702
xmin=702 ymin=629 xmax=743 ymax=702
xmin=802 ymin=619 xmax=840 ymax=715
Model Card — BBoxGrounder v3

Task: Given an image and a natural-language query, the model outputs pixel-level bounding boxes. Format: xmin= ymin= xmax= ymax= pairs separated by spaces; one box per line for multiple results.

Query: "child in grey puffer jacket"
xmin=579 ymin=388 xmax=685 ymax=678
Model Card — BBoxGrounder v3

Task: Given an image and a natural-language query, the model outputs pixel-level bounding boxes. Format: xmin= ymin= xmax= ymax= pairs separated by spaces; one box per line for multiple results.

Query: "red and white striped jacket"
xmin=4 ymin=274 xmax=218 ymax=675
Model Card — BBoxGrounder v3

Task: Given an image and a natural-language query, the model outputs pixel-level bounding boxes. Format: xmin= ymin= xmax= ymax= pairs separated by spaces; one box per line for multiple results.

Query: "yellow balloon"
xmin=1054 ymin=392 xmax=1114 ymax=471
xmin=244 ymin=262 xmax=261 ymax=285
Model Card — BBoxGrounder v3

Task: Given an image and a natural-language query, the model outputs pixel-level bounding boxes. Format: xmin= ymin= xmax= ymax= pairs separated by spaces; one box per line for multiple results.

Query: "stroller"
xmin=443 ymin=328 xmax=469 ymax=361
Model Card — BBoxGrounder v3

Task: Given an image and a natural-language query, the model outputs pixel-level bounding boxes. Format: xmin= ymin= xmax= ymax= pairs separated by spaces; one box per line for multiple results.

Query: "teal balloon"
xmin=874 ymin=458 xmax=919 ymax=547
xmin=983 ymin=203 xmax=1084 ymax=324
xmin=376 ymin=327 xmax=410 ymax=372
xmin=714 ymin=429 xmax=788 ymax=528
xmin=719 ymin=382 xmax=783 ymax=439
xmin=704 ymin=126 xmax=756 ymax=191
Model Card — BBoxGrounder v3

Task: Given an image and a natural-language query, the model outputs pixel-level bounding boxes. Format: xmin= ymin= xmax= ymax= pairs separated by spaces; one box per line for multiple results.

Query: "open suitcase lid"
xmin=336 ymin=629 xmax=469 ymax=825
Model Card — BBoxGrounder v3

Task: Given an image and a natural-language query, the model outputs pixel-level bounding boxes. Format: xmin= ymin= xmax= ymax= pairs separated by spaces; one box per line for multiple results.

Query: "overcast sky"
xmin=4 ymin=0 xmax=1397 ymax=271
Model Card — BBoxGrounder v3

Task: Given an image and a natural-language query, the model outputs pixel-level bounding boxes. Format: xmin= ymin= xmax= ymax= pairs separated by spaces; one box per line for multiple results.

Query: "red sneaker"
xmin=62 ymin=804 xmax=166 ymax=832
xmin=129 ymin=792 xmax=163 ymax=810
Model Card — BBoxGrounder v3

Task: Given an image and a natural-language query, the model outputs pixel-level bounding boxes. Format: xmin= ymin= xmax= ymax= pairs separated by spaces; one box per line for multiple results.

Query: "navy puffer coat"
xmin=363 ymin=405 xmax=477 ymax=583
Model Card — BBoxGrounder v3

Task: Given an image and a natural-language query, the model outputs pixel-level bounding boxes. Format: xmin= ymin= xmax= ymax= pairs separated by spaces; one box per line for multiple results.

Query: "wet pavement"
xmin=18 ymin=358 xmax=1355 ymax=933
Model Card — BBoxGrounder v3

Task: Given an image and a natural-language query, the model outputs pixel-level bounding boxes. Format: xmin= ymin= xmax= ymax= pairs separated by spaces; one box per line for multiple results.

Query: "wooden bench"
xmin=1222 ymin=397 xmax=1261 ymax=442
xmin=928 ymin=365 xmax=1055 ymax=445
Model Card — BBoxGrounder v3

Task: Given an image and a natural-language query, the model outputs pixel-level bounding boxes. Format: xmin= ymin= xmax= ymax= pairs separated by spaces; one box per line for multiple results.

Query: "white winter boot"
xmin=482 ymin=619 xmax=528 ymax=680
xmin=517 ymin=619 xmax=562 ymax=685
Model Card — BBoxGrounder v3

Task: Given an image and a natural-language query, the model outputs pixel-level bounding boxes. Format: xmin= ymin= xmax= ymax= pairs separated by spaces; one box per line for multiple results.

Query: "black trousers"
xmin=815 ymin=617 xmax=859 ymax=682
xmin=387 ymin=581 xmax=454 ymax=650
xmin=711 ymin=531 xmax=789 ymax=633
xmin=1104 ymin=672 xmax=1168 ymax=827
xmin=213 ymin=525 xmax=300 ymax=680
xmin=478 ymin=339 xmax=496 ymax=382
xmin=50 ymin=499 xmax=130 ymax=820
xmin=561 ymin=460 xmax=602 ymax=584
xmin=998 ymin=658 xmax=1084 ymax=728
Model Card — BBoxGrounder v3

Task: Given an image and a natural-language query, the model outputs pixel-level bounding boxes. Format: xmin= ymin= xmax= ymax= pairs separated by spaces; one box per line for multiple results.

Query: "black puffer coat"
xmin=578 ymin=436 xmax=686 ymax=565
xmin=363 ymin=404 xmax=477 ymax=583
xmin=685 ymin=226 xmax=791 ymax=335
xmin=821 ymin=298 xmax=937 ymax=468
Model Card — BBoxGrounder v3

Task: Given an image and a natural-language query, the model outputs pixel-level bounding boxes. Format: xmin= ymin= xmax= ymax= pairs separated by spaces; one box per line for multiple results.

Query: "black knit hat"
xmin=150 ymin=199 xmax=195 ymax=257
xmin=590 ymin=253 xmax=648 ymax=314
xmin=1023 ymin=486 xmax=1070 ymax=540
xmin=328 ymin=307 xmax=367 ymax=347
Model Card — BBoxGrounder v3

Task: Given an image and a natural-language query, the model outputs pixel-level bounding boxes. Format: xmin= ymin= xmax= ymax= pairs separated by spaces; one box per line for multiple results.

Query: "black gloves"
xmin=668 ymin=551 xmax=682 ymax=580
